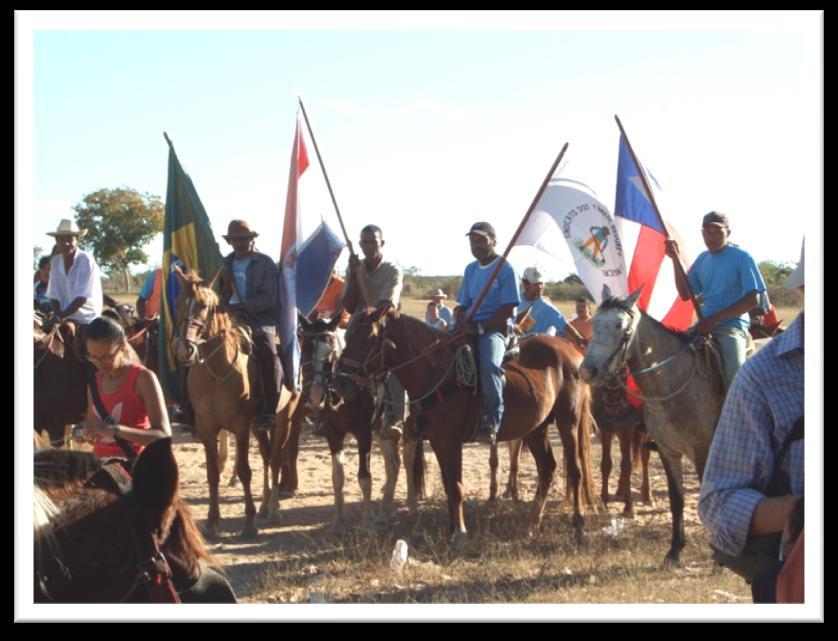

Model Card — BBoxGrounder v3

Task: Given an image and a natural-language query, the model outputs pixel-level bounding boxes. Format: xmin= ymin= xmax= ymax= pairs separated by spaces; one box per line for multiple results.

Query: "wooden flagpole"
xmin=297 ymin=97 xmax=372 ymax=308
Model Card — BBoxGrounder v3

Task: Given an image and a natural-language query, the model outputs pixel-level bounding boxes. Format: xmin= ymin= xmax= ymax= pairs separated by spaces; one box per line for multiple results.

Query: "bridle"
xmin=302 ymin=330 xmax=345 ymax=410
xmin=175 ymin=295 xmax=238 ymax=382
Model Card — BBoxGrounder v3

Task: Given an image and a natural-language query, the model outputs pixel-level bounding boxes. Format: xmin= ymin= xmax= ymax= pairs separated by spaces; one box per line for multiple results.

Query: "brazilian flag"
xmin=159 ymin=134 xmax=224 ymax=403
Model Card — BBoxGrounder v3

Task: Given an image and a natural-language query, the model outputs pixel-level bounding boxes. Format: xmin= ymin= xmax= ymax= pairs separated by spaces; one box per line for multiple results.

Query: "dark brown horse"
xmin=34 ymin=438 xmax=235 ymax=603
xmin=590 ymin=373 xmax=653 ymax=518
xmin=299 ymin=315 xmax=424 ymax=532
xmin=33 ymin=314 xmax=87 ymax=447
xmin=338 ymin=305 xmax=597 ymax=544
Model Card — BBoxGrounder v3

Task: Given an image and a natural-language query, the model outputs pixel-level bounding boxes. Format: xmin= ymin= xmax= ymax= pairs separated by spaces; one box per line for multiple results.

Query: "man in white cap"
xmin=698 ymin=238 xmax=804 ymax=598
xmin=516 ymin=266 xmax=588 ymax=352
xmin=425 ymin=288 xmax=453 ymax=328
xmin=665 ymin=211 xmax=767 ymax=392
xmin=44 ymin=218 xmax=103 ymax=362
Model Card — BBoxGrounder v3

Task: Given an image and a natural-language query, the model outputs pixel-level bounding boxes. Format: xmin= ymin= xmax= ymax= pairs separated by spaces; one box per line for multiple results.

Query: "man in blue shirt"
xmin=665 ymin=211 xmax=767 ymax=391
xmin=516 ymin=266 xmax=588 ymax=352
xmin=219 ymin=220 xmax=284 ymax=431
xmin=454 ymin=222 xmax=520 ymax=445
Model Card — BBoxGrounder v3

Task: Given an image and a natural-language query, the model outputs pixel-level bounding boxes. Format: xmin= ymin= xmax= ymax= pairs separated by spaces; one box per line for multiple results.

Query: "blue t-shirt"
xmin=687 ymin=244 xmax=766 ymax=331
xmin=518 ymin=297 xmax=568 ymax=336
xmin=230 ymin=257 xmax=252 ymax=304
xmin=456 ymin=257 xmax=520 ymax=323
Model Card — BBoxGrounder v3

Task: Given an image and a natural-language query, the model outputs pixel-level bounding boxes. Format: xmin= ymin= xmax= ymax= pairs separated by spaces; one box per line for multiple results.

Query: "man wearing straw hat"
xmin=425 ymin=288 xmax=453 ymax=328
xmin=218 ymin=219 xmax=284 ymax=431
xmin=44 ymin=218 xmax=103 ymax=363
xmin=698 ymin=239 xmax=804 ymax=596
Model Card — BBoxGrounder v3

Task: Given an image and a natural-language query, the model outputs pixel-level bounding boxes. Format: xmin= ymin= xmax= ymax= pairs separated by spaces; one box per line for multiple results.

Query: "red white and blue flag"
xmin=278 ymin=113 xmax=346 ymax=389
xmin=613 ymin=134 xmax=694 ymax=332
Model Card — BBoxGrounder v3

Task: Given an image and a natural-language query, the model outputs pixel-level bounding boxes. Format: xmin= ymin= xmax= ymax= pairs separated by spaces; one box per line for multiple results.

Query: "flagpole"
xmin=297 ymin=97 xmax=372 ymax=308
xmin=464 ymin=143 xmax=569 ymax=324
xmin=613 ymin=115 xmax=703 ymax=320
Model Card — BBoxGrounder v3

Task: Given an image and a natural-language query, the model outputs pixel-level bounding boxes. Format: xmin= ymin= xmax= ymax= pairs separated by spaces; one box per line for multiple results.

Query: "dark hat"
xmin=223 ymin=219 xmax=259 ymax=241
xmin=466 ymin=221 xmax=496 ymax=240
xmin=702 ymin=211 xmax=730 ymax=228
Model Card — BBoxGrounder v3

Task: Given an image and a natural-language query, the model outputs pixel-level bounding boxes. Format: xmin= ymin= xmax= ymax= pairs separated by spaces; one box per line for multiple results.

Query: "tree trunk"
xmin=125 ymin=267 xmax=132 ymax=294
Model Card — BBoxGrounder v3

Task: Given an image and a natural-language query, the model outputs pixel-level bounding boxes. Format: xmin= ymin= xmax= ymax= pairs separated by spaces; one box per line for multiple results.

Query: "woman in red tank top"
xmin=80 ymin=315 xmax=171 ymax=457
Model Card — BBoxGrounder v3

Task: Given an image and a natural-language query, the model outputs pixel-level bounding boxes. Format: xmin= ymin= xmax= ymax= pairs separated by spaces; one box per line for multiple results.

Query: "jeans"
xmin=251 ymin=326 xmax=283 ymax=416
xmin=477 ymin=330 xmax=507 ymax=430
xmin=710 ymin=325 xmax=749 ymax=391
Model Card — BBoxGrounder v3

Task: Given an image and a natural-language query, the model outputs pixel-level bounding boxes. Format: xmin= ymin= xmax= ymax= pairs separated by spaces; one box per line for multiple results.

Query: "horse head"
xmin=299 ymin=313 xmax=345 ymax=411
xmin=337 ymin=303 xmax=399 ymax=398
xmin=172 ymin=266 xmax=224 ymax=366
xmin=34 ymin=438 xmax=193 ymax=603
xmin=579 ymin=285 xmax=643 ymax=386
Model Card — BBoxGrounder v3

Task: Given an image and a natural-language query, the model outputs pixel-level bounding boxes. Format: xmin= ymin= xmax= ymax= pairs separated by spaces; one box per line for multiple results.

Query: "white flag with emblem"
xmin=516 ymin=177 xmax=627 ymax=304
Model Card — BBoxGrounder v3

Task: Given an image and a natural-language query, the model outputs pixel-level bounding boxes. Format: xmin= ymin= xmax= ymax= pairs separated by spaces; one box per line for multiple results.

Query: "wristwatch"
xmin=477 ymin=323 xmax=485 ymax=336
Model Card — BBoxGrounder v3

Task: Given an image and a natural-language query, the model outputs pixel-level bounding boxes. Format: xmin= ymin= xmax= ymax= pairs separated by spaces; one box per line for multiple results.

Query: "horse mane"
xmin=599 ymin=297 xmax=692 ymax=344
xmin=180 ymin=272 xmax=252 ymax=354
xmin=386 ymin=310 xmax=463 ymax=373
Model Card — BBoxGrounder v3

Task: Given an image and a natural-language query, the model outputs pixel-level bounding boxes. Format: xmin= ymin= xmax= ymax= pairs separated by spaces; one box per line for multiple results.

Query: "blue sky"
xmin=21 ymin=11 xmax=822 ymax=282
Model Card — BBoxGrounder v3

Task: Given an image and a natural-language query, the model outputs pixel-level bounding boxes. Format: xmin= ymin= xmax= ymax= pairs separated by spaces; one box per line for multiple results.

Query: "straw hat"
xmin=223 ymin=219 xmax=259 ymax=242
xmin=430 ymin=288 xmax=447 ymax=299
xmin=47 ymin=219 xmax=87 ymax=238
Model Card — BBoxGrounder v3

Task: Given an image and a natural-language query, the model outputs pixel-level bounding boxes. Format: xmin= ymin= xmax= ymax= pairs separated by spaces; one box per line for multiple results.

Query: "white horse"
xmin=579 ymin=286 xmax=724 ymax=564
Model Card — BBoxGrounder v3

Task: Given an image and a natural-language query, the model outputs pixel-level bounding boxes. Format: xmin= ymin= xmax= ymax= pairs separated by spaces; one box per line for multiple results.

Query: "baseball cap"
xmin=522 ymin=266 xmax=544 ymax=284
xmin=466 ymin=222 xmax=496 ymax=240
xmin=702 ymin=211 xmax=730 ymax=228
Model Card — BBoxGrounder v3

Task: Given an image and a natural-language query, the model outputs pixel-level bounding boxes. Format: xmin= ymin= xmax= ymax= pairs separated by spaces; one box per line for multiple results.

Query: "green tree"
xmin=73 ymin=187 xmax=164 ymax=291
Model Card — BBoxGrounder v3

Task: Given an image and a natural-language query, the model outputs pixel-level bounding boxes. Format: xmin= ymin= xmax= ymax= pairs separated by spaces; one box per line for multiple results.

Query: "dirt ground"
xmin=170 ymin=421 xmax=746 ymax=605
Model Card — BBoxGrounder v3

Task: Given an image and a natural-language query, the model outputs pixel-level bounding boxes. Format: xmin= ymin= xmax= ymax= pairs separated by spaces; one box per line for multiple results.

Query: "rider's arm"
xmin=664 ymin=239 xmax=694 ymax=301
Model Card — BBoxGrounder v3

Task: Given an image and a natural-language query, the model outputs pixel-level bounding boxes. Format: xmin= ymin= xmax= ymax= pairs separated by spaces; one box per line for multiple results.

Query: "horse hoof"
xmin=240 ymin=523 xmax=259 ymax=539
xmin=662 ymin=552 xmax=683 ymax=568
xmin=203 ymin=523 xmax=220 ymax=541
xmin=622 ymin=508 xmax=635 ymax=519
xmin=257 ymin=505 xmax=269 ymax=519
xmin=451 ymin=531 xmax=467 ymax=548
xmin=278 ymin=489 xmax=296 ymax=500
xmin=267 ymin=513 xmax=282 ymax=526
xmin=228 ymin=477 xmax=239 ymax=488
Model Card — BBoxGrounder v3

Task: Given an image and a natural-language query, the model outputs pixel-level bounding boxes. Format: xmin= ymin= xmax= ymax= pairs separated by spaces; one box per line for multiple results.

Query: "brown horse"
xmin=299 ymin=314 xmax=424 ymax=533
xmin=338 ymin=306 xmax=597 ymax=544
xmin=34 ymin=438 xmax=235 ymax=602
xmin=172 ymin=267 xmax=299 ymax=536
xmin=34 ymin=314 xmax=87 ymax=447
xmin=590 ymin=373 xmax=654 ymax=517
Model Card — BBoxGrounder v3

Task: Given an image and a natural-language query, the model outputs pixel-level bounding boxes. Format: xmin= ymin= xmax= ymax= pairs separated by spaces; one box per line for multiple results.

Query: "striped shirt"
xmin=698 ymin=312 xmax=804 ymax=556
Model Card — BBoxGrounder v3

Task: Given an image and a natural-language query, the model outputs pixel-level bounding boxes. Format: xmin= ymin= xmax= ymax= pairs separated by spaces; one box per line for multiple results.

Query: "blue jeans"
xmin=710 ymin=325 xmax=749 ymax=392
xmin=477 ymin=330 xmax=507 ymax=431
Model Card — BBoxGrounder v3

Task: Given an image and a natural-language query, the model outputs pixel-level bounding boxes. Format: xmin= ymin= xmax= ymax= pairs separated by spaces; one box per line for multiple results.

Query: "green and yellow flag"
xmin=159 ymin=134 xmax=224 ymax=403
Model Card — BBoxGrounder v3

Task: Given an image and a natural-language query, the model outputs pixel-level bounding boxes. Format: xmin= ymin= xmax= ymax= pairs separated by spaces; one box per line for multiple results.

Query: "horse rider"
xmin=43 ymin=218 xmax=103 ymax=366
xmin=341 ymin=224 xmax=405 ymax=439
xmin=454 ymin=222 xmax=521 ymax=445
xmin=218 ymin=219 xmax=285 ymax=431
xmin=516 ymin=266 xmax=588 ymax=352
xmin=665 ymin=211 xmax=767 ymax=392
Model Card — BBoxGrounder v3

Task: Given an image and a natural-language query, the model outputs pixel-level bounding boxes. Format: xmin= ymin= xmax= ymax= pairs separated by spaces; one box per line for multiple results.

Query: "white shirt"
xmin=46 ymin=250 xmax=103 ymax=324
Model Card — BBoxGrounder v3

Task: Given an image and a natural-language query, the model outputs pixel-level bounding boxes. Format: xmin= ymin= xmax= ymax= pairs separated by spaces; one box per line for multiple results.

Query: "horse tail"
xmin=631 ymin=423 xmax=644 ymax=473
xmin=577 ymin=384 xmax=599 ymax=514
xmin=412 ymin=438 xmax=426 ymax=501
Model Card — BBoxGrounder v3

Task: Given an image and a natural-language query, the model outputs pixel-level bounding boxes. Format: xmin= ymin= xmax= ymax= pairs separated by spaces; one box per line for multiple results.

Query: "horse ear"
xmin=131 ymin=437 xmax=178 ymax=523
xmin=370 ymin=302 xmax=391 ymax=323
xmin=205 ymin=267 xmax=224 ymax=291
xmin=172 ymin=264 xmax=188 ymax=287
xmin=625 ymin=285 xmax=644 ymax=308
xmin=325 ymin=313 xmax=342 ymax=331
xmin=601 ymin=284 xmax=612 ymax=301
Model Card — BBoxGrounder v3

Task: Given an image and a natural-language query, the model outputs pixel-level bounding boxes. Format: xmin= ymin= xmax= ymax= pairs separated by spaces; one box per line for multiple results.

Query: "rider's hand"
xmin=460 ymin=321 xmax=479 ymax=336
xmin=348 ymin=254 xmax=361 ymax=271
xmin=696 ymin=315 xmax=717 ymax=336
xmin=664 ymin=239 xmax=680 ymax=260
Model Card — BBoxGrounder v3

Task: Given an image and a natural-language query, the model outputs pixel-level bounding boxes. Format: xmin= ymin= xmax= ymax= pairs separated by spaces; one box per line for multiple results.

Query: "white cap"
xmin=522 ymin=266 xmax=544 ymax=284
xmin=785 ymin=240 xmax=804 ymax=289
